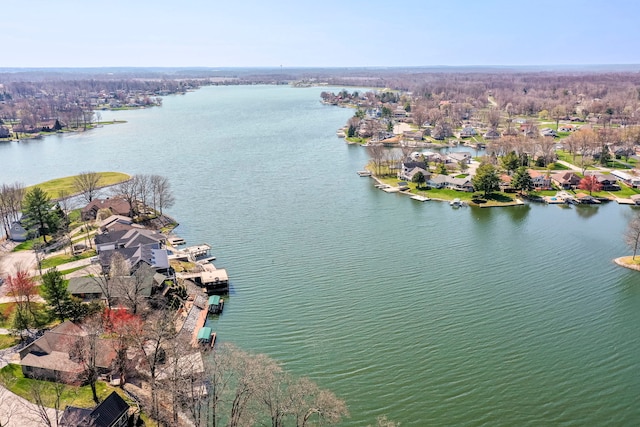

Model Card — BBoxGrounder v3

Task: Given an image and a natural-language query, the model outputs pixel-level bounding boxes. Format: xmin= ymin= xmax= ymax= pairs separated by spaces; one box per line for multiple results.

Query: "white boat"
xmin=450 ymin=198 xmax=463 ymax=208
xmin=357 ymin=170 xmax=372 ymax=177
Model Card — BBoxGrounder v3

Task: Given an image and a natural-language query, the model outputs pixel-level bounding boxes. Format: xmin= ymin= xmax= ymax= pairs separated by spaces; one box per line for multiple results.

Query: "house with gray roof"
xmin=60 ymin=391 xmax=130 ymax=427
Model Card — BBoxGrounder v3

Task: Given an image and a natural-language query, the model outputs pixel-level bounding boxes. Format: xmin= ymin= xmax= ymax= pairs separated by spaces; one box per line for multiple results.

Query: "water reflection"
xmin=575 ymin=205 xmax=600 ymax=219
xmin=504 ymin=204 xmax=531 ymax=222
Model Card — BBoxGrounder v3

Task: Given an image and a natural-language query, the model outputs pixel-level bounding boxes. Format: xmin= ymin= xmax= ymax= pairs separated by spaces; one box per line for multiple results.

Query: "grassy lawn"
xmin=345 ymin=136 xmax=367 ymax=144
xmin=0 ymin=334 xmax=20 ymax=349
xmin=0 ymin=302 xmax=51 ymax=329
xmin=59 ymin=265 xmax=91 ymax=276
xmin=12 ymin=237 xmax=45 ymax=252
xmin=40 ymin=250 xmax=97 ymax=270
xmin=26 ymin=172 xmax=130 ymax=198
xmin=0 ymin=363 xmax=114 ymax=409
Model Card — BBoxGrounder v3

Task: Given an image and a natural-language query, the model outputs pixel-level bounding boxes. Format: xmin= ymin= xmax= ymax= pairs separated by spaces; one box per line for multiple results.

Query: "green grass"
xmin=0 ymin=334 xmax=20 ymax=349
xmin=40 ymin=250 xmax=96 ymax=270
xmin=0 ymin=302 xmax=51 ymax=329
xmin=0 ymin=363 xmax=114 ymax=408
xmin=26 ymin=172 xmax=130 ymax=199
xmin=59 ymin=265 xmax=91 ymax=276
xmin=345 ymin=136 xmax=367 ymax=144
xmin=12 ymin=237 xmax=45 ymax=252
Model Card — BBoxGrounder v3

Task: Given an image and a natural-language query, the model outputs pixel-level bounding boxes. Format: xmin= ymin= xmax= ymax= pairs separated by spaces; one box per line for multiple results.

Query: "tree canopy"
xmin=578 ymin=175 xmax=602 ymax=195
xmin=40 ymin=267 xmax=73 ymax=322
xmin=511 ymin=167 xmax=534 ymax=193
xmin=472 ymin=163 xmax=500 ymax=197
xmin=22 ymin=186 xmax=60 ymax=244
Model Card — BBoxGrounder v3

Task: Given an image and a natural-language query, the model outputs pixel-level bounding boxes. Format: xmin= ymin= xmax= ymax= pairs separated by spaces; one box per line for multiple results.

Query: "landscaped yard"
xmin=0 ymin=302 xmax=51 ymax=330
xmin=40 ymin=250 xmax=96 ymax=270
xmin=0 ymin=363 xmax=125 ymax=409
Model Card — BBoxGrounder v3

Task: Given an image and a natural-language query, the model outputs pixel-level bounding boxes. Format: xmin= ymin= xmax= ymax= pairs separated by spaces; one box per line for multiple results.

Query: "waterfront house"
xmin=98 ymin=215 xmax=141 ymax=233
xmin=19 ymin=321 xmax=116 ymax=385
xmin=399 ymin=160 xmax=428 ymax=179
xmin=584 ymin=172 xmax=620 ymax=191
xmin=447 ymin=152 xmax=472 ymax=164
xmin=460 ymin=126 xmax=477 ymax=138
xmin=448 ymin=177 xmax=474 ymax=192
xmin=427 ymin=175 xmax=473 ymax=192
xmin=529 ymin=170 xmax=552 ymax=190
xmin=96 ymin=244 xmax=170 ymax=275
xmin=400 ymin=167 xmax=430 ymax=182
xmin=60 ymin=391 xmax=130 ymax=427
xmin=551 ymin=171 xmax=580 ymax=189
xmin=95 ymin=228 xmax=167 ymax=253
xmin=611 ymin=170 xmax=640 ymax=188
xmin=402 ymin=130 xmax=423 ymax=142
xmin=82 ymin=198 xmax=131 ymax=221
xmin=500 ymin=174 xmax=513 ymax=191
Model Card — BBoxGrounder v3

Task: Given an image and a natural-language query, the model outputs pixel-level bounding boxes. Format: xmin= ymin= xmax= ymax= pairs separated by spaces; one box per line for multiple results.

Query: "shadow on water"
xmin=575 ymin=204 xmax=600 ymax=219
xmin=504 ymin=204 xmax=531 ymax=222
xmin=469 ymin=204 xmax=531 ymax=229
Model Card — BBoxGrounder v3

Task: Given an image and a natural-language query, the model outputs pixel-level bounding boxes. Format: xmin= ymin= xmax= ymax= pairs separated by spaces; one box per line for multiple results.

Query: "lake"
xmin=1 ymin=85 xmax=639 ymax=426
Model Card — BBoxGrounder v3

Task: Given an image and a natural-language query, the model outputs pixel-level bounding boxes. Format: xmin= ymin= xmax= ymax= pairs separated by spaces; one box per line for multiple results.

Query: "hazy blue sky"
xmin=3 ymin=0 xmax=638 ymax=67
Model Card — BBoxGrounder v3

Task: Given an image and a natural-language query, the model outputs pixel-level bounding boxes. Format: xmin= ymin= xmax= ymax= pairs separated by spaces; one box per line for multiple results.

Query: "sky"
xmin=2 ymin=0 xmax=639 ymax=68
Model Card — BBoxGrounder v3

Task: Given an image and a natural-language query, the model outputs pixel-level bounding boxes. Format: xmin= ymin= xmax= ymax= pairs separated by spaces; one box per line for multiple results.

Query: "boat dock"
xmin=410 ymin=195 xmax=430 ymax=202
xmin=207 ymin=295 xmax=224 ymax=314
xmin=168 ymin=236 xmax=186 ymax=246
xmin=196 ymin=326 xmax=216 ymax=349
xmin=357 ymin=170 xmax=372 ymax=177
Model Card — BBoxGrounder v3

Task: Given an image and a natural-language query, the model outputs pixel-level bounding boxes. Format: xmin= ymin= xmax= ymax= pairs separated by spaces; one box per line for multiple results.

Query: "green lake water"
xmin=1 ymin=85 xmax=639 ymax=425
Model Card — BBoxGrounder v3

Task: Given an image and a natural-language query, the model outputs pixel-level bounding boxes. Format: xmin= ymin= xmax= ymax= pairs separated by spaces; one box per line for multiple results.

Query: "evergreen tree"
xmin=512 ymin=167 xmax=534 ymax=193
xmin=41 ymin=268 xmax=73 ymax=322
xmin=23 ymin=187 xmax=59 ymax=244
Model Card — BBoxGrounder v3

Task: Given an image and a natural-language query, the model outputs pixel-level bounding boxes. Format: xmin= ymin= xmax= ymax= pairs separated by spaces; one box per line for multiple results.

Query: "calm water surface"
xmin=1 ymin=85 xmax=639 ymax=426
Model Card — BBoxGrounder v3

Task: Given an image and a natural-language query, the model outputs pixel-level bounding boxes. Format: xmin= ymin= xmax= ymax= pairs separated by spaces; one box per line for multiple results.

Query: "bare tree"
xmin=112 ymin=176 xmax=139 ymax=217
xmin=0 ymin=182 xmax=25 ymax=238
xmin=115 ymin=263 xmax=154 ymax=315
xmin=289 ymin=376 xmax=348 ymax=427
xmin=0 ymin=383 xmax=19 ymax=427
xmin=135 ymin=307 xmax=177 ymax=420
xmin=135 ymin=174 xmax=151 ymax=217
xmin=411 ymin=104 xmax=427 ymax=129
xmin=25 ymin=373 xmax=67 ymax=427
xmin=486 ymin=108 xmax=501 ymax=130
xmin=550 ymin=105 xmax=567 ymax=130
xmin=73 ymin=171 xmax=102 ymax=204
xmin=625 ymin=211 xmax=640 ymax=260
xmin=367 ymin=144 xmax=386 ymax=176
xmin=150 ymin=175 xmax=175 ymax=215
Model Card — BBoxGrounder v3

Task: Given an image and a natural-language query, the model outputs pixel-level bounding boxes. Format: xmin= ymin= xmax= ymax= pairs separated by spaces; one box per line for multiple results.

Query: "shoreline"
xmin=369 ymin=174 xmax=525 ymax=207
xmin=613 ymin=256 xmax=640 ymax=271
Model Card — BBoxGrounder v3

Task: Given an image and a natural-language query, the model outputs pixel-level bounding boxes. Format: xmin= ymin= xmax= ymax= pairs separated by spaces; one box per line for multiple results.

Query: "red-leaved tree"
xmin=578 ymin=175 xmax=602 ymax=195
xmin=6 ymin=269 xmax=39 ymax=337
xmin=102 ymin=308 xmax=144 ymax=386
